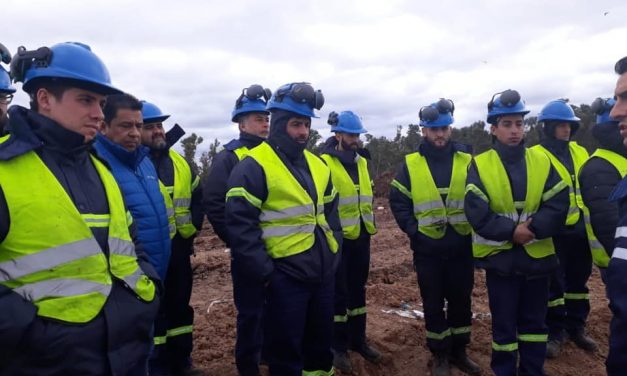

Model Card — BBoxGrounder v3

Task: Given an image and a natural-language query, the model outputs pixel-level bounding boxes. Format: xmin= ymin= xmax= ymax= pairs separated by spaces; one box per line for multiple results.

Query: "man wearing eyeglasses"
xmin=464 ymin=89 xmax=568 ymax=376
xmin=225 ymin=82 xmax=342 ymax=376
xmin=579 ymin=97 xmax=626 ymax=283
xmin=0 ymin=43 xmax=15 ymax=135
xmin=202 ymin=84 xmax=271 ymax=376
xmin=605 ymin=55 xmax=627 ymax=376
xmin=320 ymin=111 xmax=380 ymax=373
xmin=390 ymin=99 xmax=480 ymax=376
xmin=140 ymin=101 xmax=205 ymax=376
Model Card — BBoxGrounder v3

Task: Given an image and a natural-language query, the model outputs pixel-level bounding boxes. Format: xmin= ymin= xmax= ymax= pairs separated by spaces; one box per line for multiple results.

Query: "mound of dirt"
xmin=190 ymin=199 xmax=610 ymax=375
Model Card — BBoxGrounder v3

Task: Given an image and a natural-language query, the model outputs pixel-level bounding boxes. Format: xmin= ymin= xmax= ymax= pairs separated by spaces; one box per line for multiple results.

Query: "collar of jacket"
xmin=540 ymin=138 xmax=570 ymax=155
xmin=0 ymin=105 xmax=92 ymax=161
xmin=94 ymin=133 xmax=149 ymax=169
xmin=493 ymin=139 xmax=526 ymax=164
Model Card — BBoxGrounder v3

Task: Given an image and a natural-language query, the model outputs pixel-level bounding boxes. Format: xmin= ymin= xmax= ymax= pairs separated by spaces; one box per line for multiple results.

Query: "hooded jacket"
xmin=0 ymin=105 xmax=159 ymax=375
xmin=225 ymin=110 xmax=343 ymax=283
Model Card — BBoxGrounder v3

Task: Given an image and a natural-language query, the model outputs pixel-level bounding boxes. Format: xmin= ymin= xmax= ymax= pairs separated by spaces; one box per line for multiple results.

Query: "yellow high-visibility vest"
xmin=320 ymin=153 xmax=376 ymax=239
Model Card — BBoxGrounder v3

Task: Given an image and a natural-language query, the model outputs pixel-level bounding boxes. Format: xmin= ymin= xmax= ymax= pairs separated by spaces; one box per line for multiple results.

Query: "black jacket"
xmin=464 ymin=141 xmax=569 ymax=276
xmin=0 ymin=106 xmax=160 ymax=375
xmin=148 ymin=126 xmax=204 ymax=255
xmin=225 ymin=141 xmax=343 ymax=284
xmin=202 ymin=132 xmax=264 ymax=247
xmin=389 ymin=141 xmax=472 ymax=259
xmin=579 ymin=124 xmax=627 ymax=257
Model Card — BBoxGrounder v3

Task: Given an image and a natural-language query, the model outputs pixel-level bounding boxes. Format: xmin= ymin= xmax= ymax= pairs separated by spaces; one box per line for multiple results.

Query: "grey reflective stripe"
xmin=616 ymin=226 xmax=627 ymax=238
xmin=589 ymin=239 xmax=603 ymax=249
xmin=360 ymin=195 xmax=373 ymax=204
xmin=447 ymin=199 xmax=464 ymax=210
xmin=13 ymin=279 xmax=111 ymax=302
xmin=169 ymin=223 xmax=177 ymax=233
xmin=414 ymin=200 xmax=444 ymax=213
xmin=448 ymin=213 xmax=467 ymax=224
xmin=176 ymin=214 xmax=192 ymax=226
xmin=567 ymin=207 xmax=579 ymax=215
xmin=82 ymin=217 xmax=110 ymax=226
xmin=339 ymin=196 xmax=360 ymax=205
xmin=260 ymin=204 xmax=313 ymax=221
xmin=166 ymin=208 xmax=175 ymax=217
xmin=122 ymin=266 xmax=148 ymax=290
xmin=473 ymin=232 xmax=508 ymax=246
xmin=613 ymin=247 xmax=627 ymax=261
xmin=575 ymin=188 xmax=581 ymax=196
xmin=262 ymin=224 xmax=316 ymax=238
xmin=108 ymin=237 xmax=136 ymax=257
xmin=362 ymin=212 xmax=374 ymax=223
xmin=173 ymin=198 xmax=191 ymax=207
xmin=341 ymin=217 xmax=361 ymax=228
xmin=0 ymin=238 xmax=102 ymax=282
xmin=317 ymin=204 xmax=324 ymax=214
xmin=420 ymin=216 xmax=447 ymax=226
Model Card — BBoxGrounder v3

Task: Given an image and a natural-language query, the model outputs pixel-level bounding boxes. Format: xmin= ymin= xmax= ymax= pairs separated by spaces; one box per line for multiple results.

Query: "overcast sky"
xmin=3 ymin=0 xmax=626 ymax=152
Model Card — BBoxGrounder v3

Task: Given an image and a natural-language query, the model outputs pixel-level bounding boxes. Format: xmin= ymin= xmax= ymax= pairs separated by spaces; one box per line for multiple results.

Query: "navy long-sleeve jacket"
xmin=464 ymin=141 xmax=569 ymax=276
xmin=225 ymin=142 xmax=343 ymax=284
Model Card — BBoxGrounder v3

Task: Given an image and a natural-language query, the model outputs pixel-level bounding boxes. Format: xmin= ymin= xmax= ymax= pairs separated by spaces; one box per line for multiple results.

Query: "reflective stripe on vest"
xmin=233 ymin=146 xmax=250 ymax=161
xmin=247 ymin=142 xmax=339 ymax=258
xmin=159 ymin=180 xmax=177 ymax=239
xmin=583 ymin=148 xmax=627 ymax=267
xmin=532 ymin=142 xmax=589 ymax=225
xmin=320 ymin=153 xmax=376 ymax=240
xmin=470 ymin=148 xmax=556 ymax=259
xmin=406 ymin=151 xmax=472 ymax=239
xmin=0 ymin=152 xmax=155 ymax=323
xmin=167 ymin=150 xmax=197 ymax=238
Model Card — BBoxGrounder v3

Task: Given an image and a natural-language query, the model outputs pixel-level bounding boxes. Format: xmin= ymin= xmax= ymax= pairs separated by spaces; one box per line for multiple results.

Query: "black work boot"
xmin=431 ymin=352 xmax=451 ymax=376
xmin=569 ymin=329 xmax=599 ymax=352
xmin=332 ymin=350 xmax=352 ymax=373
xmin=350 ymin=342 xmax=382 ymax=364
xmin=449 ymin=347 xmax=481 ymax=375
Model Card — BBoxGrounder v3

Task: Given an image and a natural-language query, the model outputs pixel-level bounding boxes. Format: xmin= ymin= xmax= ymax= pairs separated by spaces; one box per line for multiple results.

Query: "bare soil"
xmin=190 ymin=199 xmax=610 ymax=376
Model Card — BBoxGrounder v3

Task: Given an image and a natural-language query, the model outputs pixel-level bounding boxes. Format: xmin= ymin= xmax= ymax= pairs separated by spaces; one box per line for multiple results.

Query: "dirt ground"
xmin=190 ymin=199 xmax=611 ymax=376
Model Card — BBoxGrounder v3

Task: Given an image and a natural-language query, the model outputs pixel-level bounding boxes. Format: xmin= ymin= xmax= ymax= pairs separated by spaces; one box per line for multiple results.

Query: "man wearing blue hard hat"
xmin=531 ymin=100 xmax=597 ymax=359
xmin=0 ymin=43 xmax=15 ymax=135
xmin=604 ymin=55 xmax=627 ymax=376
xmin=390 ymin=99 xmax=480 ymax=376
xmin=464 ymin=89 xmax=569 ymax=376
xmin=580 ymin=95 xmax=627 ymax=284
xmin=319 ymin=111 xmax=380 ymax=373
xmin=225 ymin=82 xmax=342 ymax=375
xmin=139 ymin=100 xmax=205 ymax=376
xmin=203 ymin=84 xmax=271 ymax=376
xmin=0 ymin=42 xmax=159 ymax=374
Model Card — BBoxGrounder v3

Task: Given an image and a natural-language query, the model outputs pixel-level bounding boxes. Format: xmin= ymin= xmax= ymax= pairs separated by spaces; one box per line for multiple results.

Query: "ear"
xmin=490 ymin=124 xmax=497 ymax=134
xmin=36 ymin=88 xmax=53 ymax=113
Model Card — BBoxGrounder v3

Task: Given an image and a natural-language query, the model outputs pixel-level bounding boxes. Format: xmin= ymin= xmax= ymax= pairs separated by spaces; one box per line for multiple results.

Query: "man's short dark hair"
xmin=103 ymin=93 xmax=143 ymax=124
xmin=615 ymin=56 xmax=627 ymax=75
xmin=28 ymin=78 xmax=71 ymax=112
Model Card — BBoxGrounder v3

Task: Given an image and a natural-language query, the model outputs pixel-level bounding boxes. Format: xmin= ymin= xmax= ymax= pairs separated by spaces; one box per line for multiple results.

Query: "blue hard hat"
xmin=591 ymin=97 xmax=617 ymax=125
xmin=419 ymin=98 xmax=455 ymax=127
xmin=328 ymin=111 xmax=367 ymax=134
xmin=538 ymin=99 xmax=580 ymax=123
xmin=231 ymin=84 xmax=271 ymax=122
xmin=487 ymin=89 xmax=530 ymax=124
xmin=11 ymin=42 xmax=121 ymax=95
xmin=0 ymin=67 xmax=15 ymax=93
xmin=266 ymin=82 xmax=324 ymax=118
xmin=141 ymin=100 xmax=170 ymax=123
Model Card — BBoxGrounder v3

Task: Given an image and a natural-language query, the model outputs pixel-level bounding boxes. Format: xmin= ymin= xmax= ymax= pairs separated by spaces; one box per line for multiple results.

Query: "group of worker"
xmin=0 ymin=42 xmax=202 ymax=376
xmin=0 ymin=38 xmax=626 ymax=376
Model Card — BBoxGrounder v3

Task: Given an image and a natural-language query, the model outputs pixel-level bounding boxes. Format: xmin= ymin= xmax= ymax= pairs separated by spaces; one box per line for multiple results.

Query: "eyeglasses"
xmin=488 ymin=89 xmax=521 ymax=111
xmin=0 ymin=94 xmax=13 ymax=104
xmin=419 ymin=98 xmax=455 ymax=122
xmin=275 ymin=82 xmax=324 ymax=110
xmin=234 ymin=84 xmax=272 ymax=109
xmin=591 ymin=97 xmax=613 ymax=115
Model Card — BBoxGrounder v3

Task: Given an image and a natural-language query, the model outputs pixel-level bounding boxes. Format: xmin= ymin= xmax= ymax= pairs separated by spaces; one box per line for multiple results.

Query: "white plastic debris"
xmin=377 ymin=206 xmax=385 ymax=210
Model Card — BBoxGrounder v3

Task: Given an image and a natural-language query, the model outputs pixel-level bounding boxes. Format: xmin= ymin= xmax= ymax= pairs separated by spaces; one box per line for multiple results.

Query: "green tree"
xmin=199 ymin=138 xmax=221 ymax=178
xmin=180 ymin=133 xmax=203 ymax=174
